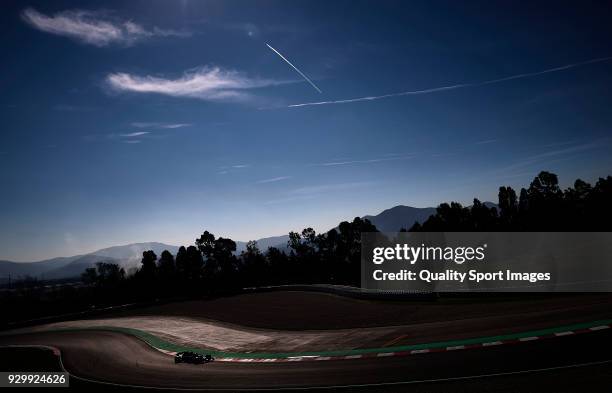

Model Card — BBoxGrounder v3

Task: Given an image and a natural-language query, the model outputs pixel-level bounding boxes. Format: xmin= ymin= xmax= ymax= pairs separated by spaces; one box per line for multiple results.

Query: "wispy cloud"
xmin=110 ymin=123 xmax=190 ymax=141
xmin=264 ymin=195 xmax=317 ymax=205
xmin=123 ymin=140 xmax=142 ymax=144
xmin=22 ymin=8 xmax=189 ymax=47
xmin=264 ymin=181 xmax=374 ymax=205
xmin=289 ymin=181 xmax=374 ymax=196
xmin=119 ymin=131 xmax=149 ymax=137
xmin=217 ymin=164 xmax=251 ymax=175
xmin=217 ymin=164 xmax=251 ymax=174
xmin=501 ymin=140 xmax=607 ymax=172
xmin=318 ymin=154 xmax=416 ymax=167
xmin=106 ymin=67 xmax=283 ymax=101
xmin=286 ymin=56 xmax=612 ymax=108
xmin=475 ymin=139 xmax=498 ymax=145
xmin=256 ymin=176 xmax=292 ymax=184
xmin=542 ymin=140 xmax=578 ymax=148
xmin=131 ymin=122 xmax=192 ymax=129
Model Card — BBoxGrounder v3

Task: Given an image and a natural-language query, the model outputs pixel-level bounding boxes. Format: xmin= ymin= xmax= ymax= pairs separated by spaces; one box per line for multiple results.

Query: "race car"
xmin=174 ymin=351 xmax=215 ymax=364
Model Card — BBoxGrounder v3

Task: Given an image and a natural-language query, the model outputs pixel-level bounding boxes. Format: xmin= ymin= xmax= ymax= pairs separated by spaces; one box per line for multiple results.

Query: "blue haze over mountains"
xmin=0 ymin=204 xmax=497 ymax=281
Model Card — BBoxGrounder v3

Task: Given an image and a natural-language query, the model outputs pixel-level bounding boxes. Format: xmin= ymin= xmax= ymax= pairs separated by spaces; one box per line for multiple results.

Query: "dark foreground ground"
xmin=1 ymin=292 xmax=611 ymax=391
xmin=1 ymin=328 xmax=611 ymax=392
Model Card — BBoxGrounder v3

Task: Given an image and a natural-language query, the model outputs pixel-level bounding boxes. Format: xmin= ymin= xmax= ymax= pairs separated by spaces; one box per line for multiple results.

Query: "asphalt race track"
xmin=1 ymin=329 xmax=611 ymax=392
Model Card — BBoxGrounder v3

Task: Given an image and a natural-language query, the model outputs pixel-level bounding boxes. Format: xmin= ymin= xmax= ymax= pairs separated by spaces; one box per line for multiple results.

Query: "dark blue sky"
xmin=2 ymin=0 xmax=612 ymax=261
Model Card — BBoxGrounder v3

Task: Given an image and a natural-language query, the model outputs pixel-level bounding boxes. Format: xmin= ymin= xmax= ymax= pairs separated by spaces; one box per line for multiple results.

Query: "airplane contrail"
xmin=266 ymin=43 xmax=322 ymax=93
xmin=287 ymin=56 xmax=612 ymax=108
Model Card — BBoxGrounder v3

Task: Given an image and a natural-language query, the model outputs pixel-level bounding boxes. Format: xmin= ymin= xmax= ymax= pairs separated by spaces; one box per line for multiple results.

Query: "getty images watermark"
xmin=361 ymin=232 xmax=612 ymax=292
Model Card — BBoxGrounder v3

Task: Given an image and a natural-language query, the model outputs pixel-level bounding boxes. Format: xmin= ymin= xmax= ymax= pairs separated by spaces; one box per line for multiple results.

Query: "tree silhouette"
xmin=498 ymin=186 xmax=518 ymax=229
xmin=240 ymin=241 xmax=268 ymax=287
xmin=213 ymin=237 xmax=238 ymax=288
xmin=139 ymin=250 xmax=157 ymax=280
xmin=195 ymin=231 xmax=216 ymax=258
xmin=81 ymin=267 xmax=97 ymax=285
xmin=158 ymin=250 xmax=176 ymax=279
xmin=175 ymin=246 xmax=188 ymax=280
xmin=266 ymin=246 xmax=290 ymax=284
xmin=185 ymin=245 xmax=204 ymax=282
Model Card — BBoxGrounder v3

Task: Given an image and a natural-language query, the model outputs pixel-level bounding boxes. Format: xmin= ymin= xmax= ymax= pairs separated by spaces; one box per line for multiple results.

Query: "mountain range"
xmin=0 ymin=203 xmax=495 ymax=282
xmin=0 ymin=242 xmax=179 ymax=284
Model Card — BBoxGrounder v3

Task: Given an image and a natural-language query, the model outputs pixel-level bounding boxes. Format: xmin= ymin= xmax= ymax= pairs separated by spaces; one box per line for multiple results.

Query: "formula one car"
xmin=174 ymin=351 xmax=215 ymax=364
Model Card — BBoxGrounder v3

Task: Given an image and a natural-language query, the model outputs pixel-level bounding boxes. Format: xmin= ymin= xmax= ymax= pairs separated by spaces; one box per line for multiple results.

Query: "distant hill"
xmin=91 ymin=242 xmax=180 ymax=260
xmin=235 ymin=235 xmax=290 ymax=254
xmin=482 ymin=201 xmax=499 ymax=211
xmin=0 ymin=256 xmax=82 ymax=281
xmin=90 ymin=242 xmax=180 ymax=271
xmin=0 ymin=242 xmax=179 ymax=283
xmin=363 ymin=205 xmax=437 ymax=232
xmin=240 ymin=205 xmax=443 ymax=251
xmin=207 ymin=204 xmax=497 ymax=252
xmin=363 ymin=202 xmax=497 ymax=232
xmin=42 ymin=254 xmax=121 ymax=280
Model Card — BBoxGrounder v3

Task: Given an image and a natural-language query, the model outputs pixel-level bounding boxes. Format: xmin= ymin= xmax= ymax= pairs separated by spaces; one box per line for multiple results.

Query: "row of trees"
xmin=4 ymin=171 xmax=611 ymax=325
xmin=80 ymin=171 xmax=612 ymax=298
xmin=82 ymin=217 xmax=377 ymax=297
xmin=410 ymin=171 xmax=612 ymax=231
